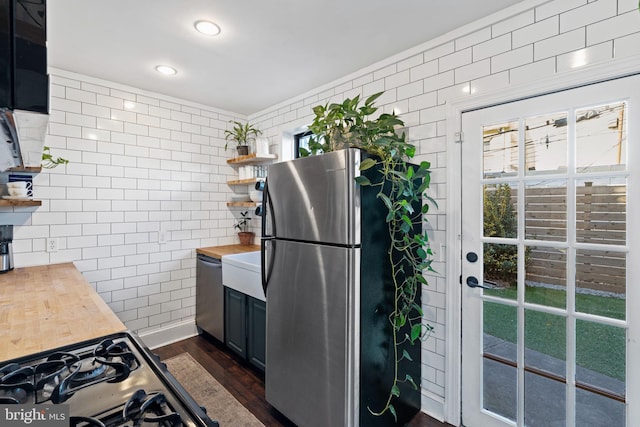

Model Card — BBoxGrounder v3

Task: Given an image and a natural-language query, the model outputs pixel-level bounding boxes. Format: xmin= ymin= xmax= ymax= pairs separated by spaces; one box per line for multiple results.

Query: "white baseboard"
xmin=137 ymin=319 xmax=199 ymax=350
xmin=421 ymin=390 xmax=446 ymax=422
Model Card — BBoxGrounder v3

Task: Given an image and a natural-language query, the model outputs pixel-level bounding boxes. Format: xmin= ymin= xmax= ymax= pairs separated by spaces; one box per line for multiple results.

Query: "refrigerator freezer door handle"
xmin=262 ymin=179 xmax=276 ymax=238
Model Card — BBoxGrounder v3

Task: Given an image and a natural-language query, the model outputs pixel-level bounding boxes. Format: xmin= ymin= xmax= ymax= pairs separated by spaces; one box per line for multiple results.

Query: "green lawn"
xmin=483 ymin=286 xmax=625 ymax=382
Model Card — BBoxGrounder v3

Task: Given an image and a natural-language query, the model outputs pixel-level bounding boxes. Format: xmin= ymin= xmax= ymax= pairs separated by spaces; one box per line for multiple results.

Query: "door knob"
xmin=466 ymin=252 xmax=478 ymax=262
xmin=466 ymin=276 xmax=489 ymax=289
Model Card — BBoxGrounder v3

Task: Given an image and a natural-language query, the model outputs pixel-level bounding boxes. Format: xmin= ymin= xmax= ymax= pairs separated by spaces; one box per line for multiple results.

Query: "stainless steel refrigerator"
xmin=261 ymin=148 xmax=421 ymax=427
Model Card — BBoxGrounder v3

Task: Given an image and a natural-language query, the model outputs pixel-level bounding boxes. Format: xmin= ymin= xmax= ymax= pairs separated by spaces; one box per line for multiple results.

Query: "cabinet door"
xmin=13 ymin=0 xmax=47 ymax=113
xmin=247 ymin=296 xmax=266 ymax=371
xmin=224 ymin=287 xmax=246 ymax=358
xmin=0 ymin=0 xmax=10 ymax=107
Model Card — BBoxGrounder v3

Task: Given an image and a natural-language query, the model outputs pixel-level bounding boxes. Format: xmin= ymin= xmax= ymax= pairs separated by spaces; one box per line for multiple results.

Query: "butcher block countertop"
xmin=197 ymin=244 xmax=260 ymax=259
xmin=0 ymin=263 xmax=126 ymax=362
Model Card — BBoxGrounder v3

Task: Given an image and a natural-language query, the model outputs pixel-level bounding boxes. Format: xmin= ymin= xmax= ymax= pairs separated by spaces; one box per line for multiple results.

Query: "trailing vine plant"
xmin=301 ymin=92 xmax=436 ymax=421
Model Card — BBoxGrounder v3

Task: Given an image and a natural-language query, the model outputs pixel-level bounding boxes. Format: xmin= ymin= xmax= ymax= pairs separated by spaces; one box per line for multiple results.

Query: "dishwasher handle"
xmin=197 ymin=254 xmax=222 ymax=267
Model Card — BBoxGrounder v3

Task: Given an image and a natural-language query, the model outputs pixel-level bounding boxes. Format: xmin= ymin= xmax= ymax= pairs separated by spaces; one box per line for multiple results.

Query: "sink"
xmin=221 ymin=251 xmax=265 ymax=301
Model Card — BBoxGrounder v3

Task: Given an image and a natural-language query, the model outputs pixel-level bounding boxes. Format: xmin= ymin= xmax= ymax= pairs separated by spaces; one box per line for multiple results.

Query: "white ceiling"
xmin=48 ymin=0 xmax=524 ymax=116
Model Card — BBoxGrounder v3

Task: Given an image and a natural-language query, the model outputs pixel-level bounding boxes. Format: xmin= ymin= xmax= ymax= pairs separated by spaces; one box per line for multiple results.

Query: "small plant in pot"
xmin=234 ymin=210 xmax=254 ymax=245
xmin=224 ymin=121 xmax=262 ymax=156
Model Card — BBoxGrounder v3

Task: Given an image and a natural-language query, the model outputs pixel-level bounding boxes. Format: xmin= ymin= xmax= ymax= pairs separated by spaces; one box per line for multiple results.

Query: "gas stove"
xmin=0 ymin=331 xmax=218 ymax=427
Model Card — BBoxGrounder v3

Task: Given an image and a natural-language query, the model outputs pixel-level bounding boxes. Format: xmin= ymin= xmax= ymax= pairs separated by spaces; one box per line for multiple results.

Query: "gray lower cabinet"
xmin=224 ymin=287 xmax=266 ymax=371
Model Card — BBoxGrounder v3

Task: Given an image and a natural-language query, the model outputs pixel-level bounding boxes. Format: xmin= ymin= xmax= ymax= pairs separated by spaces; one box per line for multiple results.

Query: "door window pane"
xmin=483 ymin=243 xmax=518 ymax=300
xmin=525 ymin=372 xmax=566 ymax=427
xmin=576 ymin=388 xmax=625 ymax=427
xmin=576 ymin=320 xmax=625 ymax=394
xmin=524 ymin=112 xmax=568 ymax=175
xmin=576 ymin=178 xmax=626 ymax=246
xmin=525 ymin=246 xmax=566 ymax=309
xmin=484 ymin=301 xmax=517 ymax=361
xmin=576 ymin=102 xmax=626 ymax=173
xmin=483 ymin=121 xmax=518 ymax=178
xmin=484 ymin=183 xmax=518 ymax=238
xmin=525 ymin=180 xmax=567 ymax=241
xmin=483 ymin=358 xmax=517 ymax=422
xmin=575 ymin=249 xmax=626 ymax=320
xmin=525 ymin=310 xmax=566 ymax=378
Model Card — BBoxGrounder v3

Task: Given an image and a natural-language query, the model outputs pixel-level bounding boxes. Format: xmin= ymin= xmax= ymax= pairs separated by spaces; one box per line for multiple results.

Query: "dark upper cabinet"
xmin=0 ymin=1 xmax=11 ymax=108
xmin=1 ymin=0 xmax=48 ymax=113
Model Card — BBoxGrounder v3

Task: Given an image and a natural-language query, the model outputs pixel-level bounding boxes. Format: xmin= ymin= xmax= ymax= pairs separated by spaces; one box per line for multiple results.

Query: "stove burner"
xmin=0 ymin=333 xmax=216 ymax=426
xmin=70 ymin=359 xmax=108 ymax=384
xmin=48 ymin=339 xmax=138 ymax=404
xmin=0 ymin=338 xmax=139 ymax=405
xmin=69 ymin=389 xmax=183 ymax=427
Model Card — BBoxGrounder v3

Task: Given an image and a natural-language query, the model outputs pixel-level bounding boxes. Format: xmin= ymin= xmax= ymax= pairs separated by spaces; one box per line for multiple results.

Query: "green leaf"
xmin=410 ymin=324 xmax=421 ymax=343
xmin=417 ymin=247 xmax=427 ymax=260
xmin=405 ymin=374 xmax=418 ymax=390
xmin=360 ymin=157 xmax=377 ymax=171
xmin=412 ymin=302 xmax=424 ymax=316
xmin=298 ymin=147 xmax=310 ymax=158
xmin=378 ymin=193 xmax=393 ymax=210
xmin=385 ymin=211 xmax=394 ymax=222
xmin=406 ymin=166 xmax=414 ymax=179
xmin=402 ymin=349 xmax=413 ymax=362
xmin=365 ymin=92 xmax=384 ymax=106
xmin=389 ymin=404 xmax=397 ymax=422
xmin=355 ymin=175 xmax=371 ymax=186
xmin=312 ymin=105 xmax=325 ymax=116
xmin=391 ymin=385 xmax=400 ymax=397
xmin=405 ymin=145 xmax=416 ymax=158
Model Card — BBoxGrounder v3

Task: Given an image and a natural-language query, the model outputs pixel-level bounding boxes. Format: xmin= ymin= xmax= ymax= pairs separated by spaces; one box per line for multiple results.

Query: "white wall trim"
xmin=248 ymin=0 xmax=550 ymax=121
xmin=444 ymin=104 xmax=463 ymax=426
xmin=138 ymin=319 xmax=199 ymax=350
xmin=445 ymin=54 xmax=640 ymax=426
xmin=49 ymin=67 xmax=246 ymax=119
xmin=421 ymin=389 xmax=446 ymax=422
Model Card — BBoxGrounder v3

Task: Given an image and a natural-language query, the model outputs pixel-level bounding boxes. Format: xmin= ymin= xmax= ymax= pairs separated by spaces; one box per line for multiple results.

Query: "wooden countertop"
xmin=197 ymin=244 xmax=260 ymax=259
xmin=0 ymin=263 xmax=126 ymax=362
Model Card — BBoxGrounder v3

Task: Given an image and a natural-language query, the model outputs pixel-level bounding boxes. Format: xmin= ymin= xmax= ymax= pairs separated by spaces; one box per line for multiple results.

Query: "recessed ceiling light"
xmin=194 ymin=20 xmax=221 ymax=36
xmin=155 ymin=65 xmax=177 ymax=76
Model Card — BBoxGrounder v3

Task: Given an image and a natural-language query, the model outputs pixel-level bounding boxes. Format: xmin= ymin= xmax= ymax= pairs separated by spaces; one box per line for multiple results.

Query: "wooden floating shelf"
xmin=226 ymin=201 xmax=258 ymax=208
xmin=6 ymin=166 xmax=42 ymax=173
xmin=227 ymin=153 xmax=277 ymax=165
xmin=0 ymin=199 xmax=42 ymax=207
xmin=227 ymin=178 xmax=259 ymax=185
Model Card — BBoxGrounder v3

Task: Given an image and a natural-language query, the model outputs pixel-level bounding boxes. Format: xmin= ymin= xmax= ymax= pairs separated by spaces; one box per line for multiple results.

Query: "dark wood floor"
xmin=154 ymin=334 xmax=453 ymax=427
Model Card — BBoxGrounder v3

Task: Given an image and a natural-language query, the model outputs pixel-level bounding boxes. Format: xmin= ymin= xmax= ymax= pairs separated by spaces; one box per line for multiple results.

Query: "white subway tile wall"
xmin=249 ymin=0 xmax=640 ymax=404
xmin=0 ymin=72 xmax=252 ymax=335
xmin=0 ymin=0 xmax=636 ymax=414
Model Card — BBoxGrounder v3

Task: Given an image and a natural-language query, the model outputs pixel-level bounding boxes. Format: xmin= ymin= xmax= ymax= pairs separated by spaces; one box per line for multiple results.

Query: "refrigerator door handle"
xmin=261 ymin=238 xmax=275 ymax=295
xmin=262 ymin=179 xmax=276 ymax=239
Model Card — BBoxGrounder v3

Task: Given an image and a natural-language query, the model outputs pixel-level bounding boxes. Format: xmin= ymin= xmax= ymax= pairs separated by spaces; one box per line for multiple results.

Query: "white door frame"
xmin=443 ymin=55 xmax=640 ymax=426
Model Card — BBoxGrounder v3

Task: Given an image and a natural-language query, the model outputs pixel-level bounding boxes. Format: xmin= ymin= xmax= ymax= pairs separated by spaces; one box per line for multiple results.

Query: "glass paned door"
xmin=461 ymin=75 xmax=639 ymax=427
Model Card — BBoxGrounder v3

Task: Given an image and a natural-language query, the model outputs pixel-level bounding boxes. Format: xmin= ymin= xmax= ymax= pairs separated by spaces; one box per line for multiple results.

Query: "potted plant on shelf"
xmin=224 ymin=120 xmax=262 ymax=156
xmin=41 ymin=146 xmax=69 ymax=169
xmin=301 ymin=92 xmax=436 ymax=423
xmin=234 ymin=210 xmax=254 ymax=245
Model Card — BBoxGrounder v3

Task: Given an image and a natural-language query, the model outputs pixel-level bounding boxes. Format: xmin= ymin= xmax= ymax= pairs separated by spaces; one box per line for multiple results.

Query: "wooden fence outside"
xmin=489 ymin=183 xmax=626 ymax=295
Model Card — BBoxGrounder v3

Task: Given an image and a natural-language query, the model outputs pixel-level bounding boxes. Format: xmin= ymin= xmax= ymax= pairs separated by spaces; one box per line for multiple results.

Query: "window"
xmin=293 ymin=130 xmax=313 ymax=158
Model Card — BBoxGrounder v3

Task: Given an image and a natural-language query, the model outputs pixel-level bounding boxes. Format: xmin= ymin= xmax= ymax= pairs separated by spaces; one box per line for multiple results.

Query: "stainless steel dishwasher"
xmin=196 ymin=254 xmax=224 ymax=342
